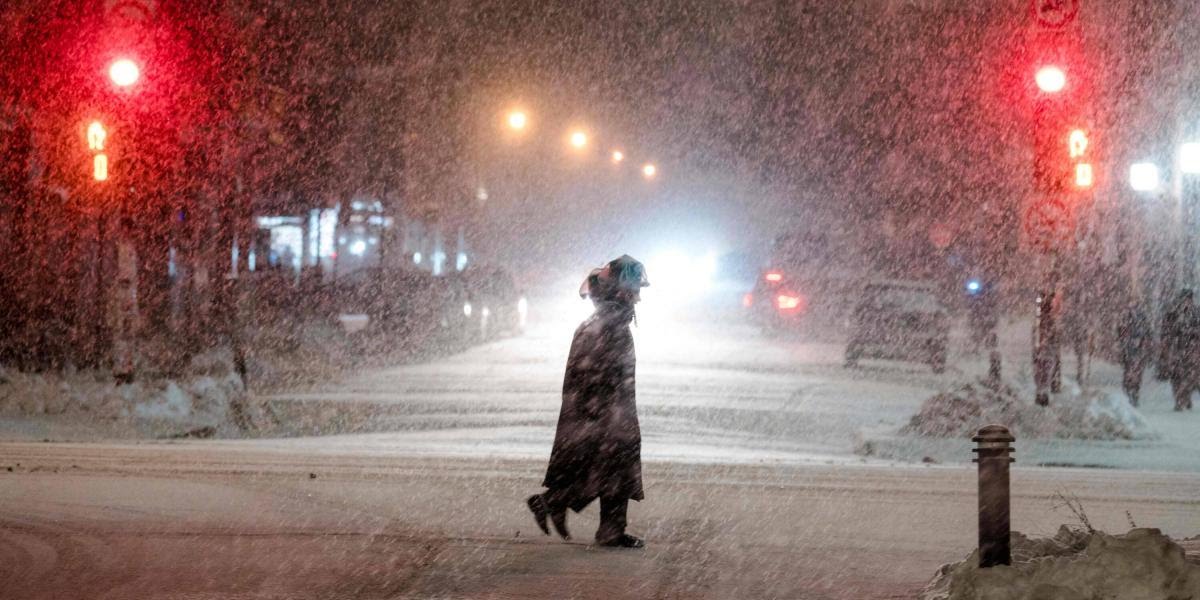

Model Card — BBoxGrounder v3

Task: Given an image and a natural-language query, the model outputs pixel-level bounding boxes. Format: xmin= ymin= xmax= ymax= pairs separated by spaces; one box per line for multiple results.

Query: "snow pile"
xmin=901 ymin=378 xmax=1157 ymax=441
xmin=0 ymin=348 xmax=260 ymax=436
xmin=920 ymin=526 xmax=1200 ymax=600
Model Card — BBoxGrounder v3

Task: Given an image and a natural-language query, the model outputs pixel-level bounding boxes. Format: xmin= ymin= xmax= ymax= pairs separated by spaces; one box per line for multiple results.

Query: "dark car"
xmin=334 ymin=267 xmax=476 ymax=351
xmin=457 ymin=266 xmax=527 ymax=341
xmin=743 ymin=268 xmax=810 ymax=333
xmin=844 ymin=280 xmax=949 ymax=373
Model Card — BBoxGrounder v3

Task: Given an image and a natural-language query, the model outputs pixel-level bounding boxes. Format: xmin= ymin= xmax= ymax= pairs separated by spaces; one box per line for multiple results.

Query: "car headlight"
xmin=463 ymin=302 xmax=473 ymax=317
xmin=517 ymin=296 xmax=528 ymax=317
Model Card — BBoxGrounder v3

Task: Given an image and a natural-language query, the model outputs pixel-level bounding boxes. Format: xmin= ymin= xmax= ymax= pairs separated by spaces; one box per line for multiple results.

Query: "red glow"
xmin=742 ymin=293 xmax=754 ymax=308
xmin=765 ymin=272 xmax=783 ymax=283
xmin=1035 ymin=66 xmax=1065 ymax=93
xmin=776 ymin=293 xmax=805 ymax=311
xmin=1075 ymin=163 xmax=1093 ymax=188
xmin=109 ymin=58 xmax=140 ymax=87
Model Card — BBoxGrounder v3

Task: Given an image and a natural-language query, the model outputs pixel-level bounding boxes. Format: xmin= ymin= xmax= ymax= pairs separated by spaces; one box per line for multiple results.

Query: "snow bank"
xmin=920 ymin=526 xmax=1200 ymax=600
xmin=0 ymin=348 xmax=261 ymax=436
xmin=901 ymin=377 xmax=1157 ymax=441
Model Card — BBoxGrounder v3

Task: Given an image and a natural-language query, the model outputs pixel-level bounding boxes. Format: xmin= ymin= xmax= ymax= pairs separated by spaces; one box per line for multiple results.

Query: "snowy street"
xmin=2 ymin=306 xmax=1199 ymax=599
xmin=2 ymin=442 xmax=1198 ymax=600
xmin=257 ymin=300 xmax=1200 ymax=472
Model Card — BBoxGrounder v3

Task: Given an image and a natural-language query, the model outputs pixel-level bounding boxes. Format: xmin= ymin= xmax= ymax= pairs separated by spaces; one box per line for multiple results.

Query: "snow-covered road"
xmin=1 ymin=442 xmax=1197 ymax=600
xmin=261 ymin=308 xmax=941 ymax=465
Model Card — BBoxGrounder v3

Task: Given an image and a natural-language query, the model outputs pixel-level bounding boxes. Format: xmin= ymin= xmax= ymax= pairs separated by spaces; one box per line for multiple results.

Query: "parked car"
xmin=844 ymin=280 xmax=949 ymax=373
xmin=333 ymin=267 xmax=475 ymax=350
xmin=457 ymin=266 xmax=527 ymax=341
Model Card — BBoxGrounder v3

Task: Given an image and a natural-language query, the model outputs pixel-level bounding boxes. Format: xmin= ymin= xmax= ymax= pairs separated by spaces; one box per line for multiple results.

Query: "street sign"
xmin=1031 ymin=0 xmax=1080 ymax=30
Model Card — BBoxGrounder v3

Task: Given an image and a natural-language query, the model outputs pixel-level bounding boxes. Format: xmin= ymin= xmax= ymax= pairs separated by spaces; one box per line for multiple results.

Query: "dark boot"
xmin=526 ymin=495 xmax=550 ymax=536
xmin=598 ymin=533 xmax=645 ymax=548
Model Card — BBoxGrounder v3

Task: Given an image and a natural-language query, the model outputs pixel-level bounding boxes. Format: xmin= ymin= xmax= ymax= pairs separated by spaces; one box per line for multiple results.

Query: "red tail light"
xmin=765 ymin=272 xmax=783 ymax=283
xmin=742 ymin=293 xmax=754 ymax=308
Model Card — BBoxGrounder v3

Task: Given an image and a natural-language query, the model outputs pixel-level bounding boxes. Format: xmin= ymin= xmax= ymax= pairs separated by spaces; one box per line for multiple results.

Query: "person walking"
xmin=527 ymin=255 xmax=649 ymax=548
xmin=1161 ymin=289 xmax=1198 ymax=411
xmin=1118 ymin=302 xmax=1153 ymax=406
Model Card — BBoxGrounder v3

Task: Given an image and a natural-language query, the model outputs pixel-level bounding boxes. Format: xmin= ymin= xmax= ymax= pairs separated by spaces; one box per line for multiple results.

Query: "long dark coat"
xmin=543 ymin=303 xmax=643 ymax=511
xmin=1161 ymin=300 xmax=1200 ymax=383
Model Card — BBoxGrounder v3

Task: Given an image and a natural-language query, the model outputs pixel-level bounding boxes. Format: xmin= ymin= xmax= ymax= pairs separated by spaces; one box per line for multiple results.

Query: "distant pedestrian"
xmin=527 ymin=255 xmax=649 ymax=548
xmin=1161 ymin=289 xmax=1198 ymax=411
xmin=1118 ymin=302 xmax=1153 ymax=406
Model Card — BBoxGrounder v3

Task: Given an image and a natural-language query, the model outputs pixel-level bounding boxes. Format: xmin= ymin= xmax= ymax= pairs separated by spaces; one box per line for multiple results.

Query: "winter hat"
xmin=579 ymin=255 xmax=650 ymax=300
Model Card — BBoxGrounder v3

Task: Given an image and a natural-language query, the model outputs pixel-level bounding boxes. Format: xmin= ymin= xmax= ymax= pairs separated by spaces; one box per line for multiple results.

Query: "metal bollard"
xmin=973 ymin=424 xmax=1015 ymax=568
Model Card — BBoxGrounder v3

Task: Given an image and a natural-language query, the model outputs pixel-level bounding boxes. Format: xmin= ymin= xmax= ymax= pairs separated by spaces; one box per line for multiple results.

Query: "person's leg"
xmin=1122 ymin=364 xmax=1139 ymax=406
xmin=1173 ymin=378 xmax=1188 ymax=411
xmin=595 ymin=496 xmax=628 ymax=544
xmin=538 ymin=488 xmax=573 ymax=539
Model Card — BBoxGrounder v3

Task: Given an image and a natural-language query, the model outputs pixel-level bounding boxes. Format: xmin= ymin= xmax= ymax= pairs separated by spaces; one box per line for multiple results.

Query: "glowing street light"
xmin=108 ymin=58 xmax=140 ymax=87
xmin=642 ymin=163 xmax=657 ymax=179
xmin=1035 ymin=66 xmax=1066 ymax=93
xmin=612 ymin=150 xmax=624 ymax=163
xmin=1181 ymin=142 xmax=1200 ymax=175
xmin=506 ymin=110 xmax=527 ymax=131
xmin=569 ymin=130 xmax=588 ymax=149
xmin=1129 ymin=162 xmax=1160 ymax=192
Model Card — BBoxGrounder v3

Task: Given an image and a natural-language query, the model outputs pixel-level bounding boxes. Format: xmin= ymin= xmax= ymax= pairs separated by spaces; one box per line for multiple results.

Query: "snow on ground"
xmin=858 ymin=318 xmax=1200 ymax=472
xmin=2 ymin=297 xmax=1198 ymax=474
xmin=920 ymin=527 xmax=1200 ymax=600
xmin=0 ymin=348 xmax=257 ymax=439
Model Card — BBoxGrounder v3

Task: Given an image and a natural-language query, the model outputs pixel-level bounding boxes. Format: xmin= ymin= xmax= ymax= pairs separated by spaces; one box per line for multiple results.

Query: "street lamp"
xmin=506 ymin=110 xmax=527 ymax=131
xmin=108 ymin=58 xmax=140 ymax=88
xmin=612 ymin=150 xmax=624 ymax=163
xmin=1035 ymin=66 xmax=1066 ymax=93
xmin=1129 ymin=162 xmax=1160 ymax=193
xmin=569 ymin=130 xmax=588 ymax=149
xmin=1180 ymin=142 xmax=1200 ymax=175
xmin=642 ymin=163 xmax=657 ymax=179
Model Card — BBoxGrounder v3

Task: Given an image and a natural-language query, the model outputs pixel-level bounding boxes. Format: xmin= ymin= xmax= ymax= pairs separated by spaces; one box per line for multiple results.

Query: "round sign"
xmin=1031 ymin=0 xmax=1080 ymax=29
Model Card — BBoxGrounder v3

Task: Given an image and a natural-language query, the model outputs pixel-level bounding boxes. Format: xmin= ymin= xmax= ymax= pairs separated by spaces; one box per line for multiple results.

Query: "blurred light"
xmin=1075 ymin=163 xmax=1094 ymax=188
xmin=1181 ymin=142 xmax=1200 ymax=175
xmin=109 ymin=58 xmax=140 ymax=87
xmin=1130 ymin=162 xmax=1160 ymax=192
xmin=481 ymin=306 xmax=491 ymax=319
xmin=612 ymin=150 xmax=624 ymax=163
xmin=87 ymin=121 xmax=106 ymax=151
xmin=463 ymin=302 xmax=473 ymax=317
xmin=1035 ymin=66 xmax=1065 ymax=93
xmin=1068 ymin=129 xmax=1088 ymax=158
xmin=764 ymin=272 xmax=783 ymax=283
xmin=507 ymin=110 xmax=527 ymax=131
xmin=742 ymin=293 xmax=754 ymax=308
xmin=569 ymin=130 xmax=588 ymax=149
xmin=456 ymin=252 xmax=468 ymax=271
xmin=966 ymin=279 xmax=982 ymax=294
xmin=93 ymin=154 xmax=108 ymax=181
xmin=776 ymin=293 xmax=804 ymax=311
xmin=413 ymin=252 xmax=422 ymax=264
xmin=349 ymin=239 xmax=367 ymax=256
xmin=642 ymin=163 xmax=657 ymax=178
xmin=517 ymin=296 xmax=528 ymax=318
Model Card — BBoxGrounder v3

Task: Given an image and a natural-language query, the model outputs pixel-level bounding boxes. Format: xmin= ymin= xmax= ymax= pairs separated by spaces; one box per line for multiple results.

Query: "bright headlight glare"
xmin=463 ymin=302 xmax=473 ymax=317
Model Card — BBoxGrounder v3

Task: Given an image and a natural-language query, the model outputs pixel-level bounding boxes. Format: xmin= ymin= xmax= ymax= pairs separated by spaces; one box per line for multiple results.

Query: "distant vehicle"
xmin=334 ymin=267 xmax=476 ymax=349
xmin=743 ymin=229 xmax=865 ymax=335
xmin=457 ymin=266 xmax=528 ymax=341
xmin=844 ymin=280 xmax=949 ymax=373
xmin=743 ymin=269 xmax=809 ymax=333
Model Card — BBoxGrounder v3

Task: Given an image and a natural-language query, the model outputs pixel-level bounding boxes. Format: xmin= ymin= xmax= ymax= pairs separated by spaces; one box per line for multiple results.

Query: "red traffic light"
xmin=1035 ymin=66 xmax=1066 ymax=93
xmin=108 ymin=58 xmax=140 ymax=87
